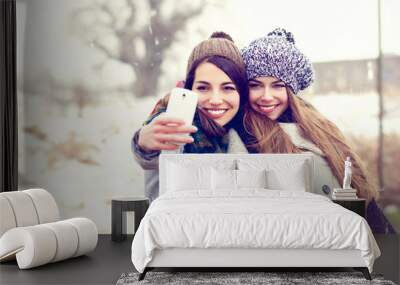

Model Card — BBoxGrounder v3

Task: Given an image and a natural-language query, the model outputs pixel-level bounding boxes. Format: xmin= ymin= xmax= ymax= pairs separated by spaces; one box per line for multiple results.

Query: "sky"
xmin=203 ymin=0 xmax=400 ymax=62
xmin=17 ymin=0 xmax=400 ymax=88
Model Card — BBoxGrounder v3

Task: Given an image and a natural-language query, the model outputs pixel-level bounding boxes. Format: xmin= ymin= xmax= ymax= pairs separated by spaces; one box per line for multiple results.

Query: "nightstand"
xmin=332 ymin=198 xmax=366 ymax=218
xmin=111 ymin=197 xmax=149 ymax=242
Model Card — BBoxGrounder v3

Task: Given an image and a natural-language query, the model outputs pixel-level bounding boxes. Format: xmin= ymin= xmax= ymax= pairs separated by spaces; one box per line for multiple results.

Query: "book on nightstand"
xmin=332 ymin=188 xmax=358 ymax=200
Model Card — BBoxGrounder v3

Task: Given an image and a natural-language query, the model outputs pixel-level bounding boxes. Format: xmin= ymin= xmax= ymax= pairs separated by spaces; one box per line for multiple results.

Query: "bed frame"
xmin=138 ymin=248 xmax=371 ymax=280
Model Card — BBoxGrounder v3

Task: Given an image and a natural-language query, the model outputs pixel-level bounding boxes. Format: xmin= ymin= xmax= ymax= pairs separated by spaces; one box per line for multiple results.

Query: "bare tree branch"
xmin=71 ymin=0 xmax=206 ymax=97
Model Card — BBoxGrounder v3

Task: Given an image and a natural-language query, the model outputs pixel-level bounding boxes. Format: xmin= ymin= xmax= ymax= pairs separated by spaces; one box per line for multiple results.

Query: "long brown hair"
xmin=244 ymin=88 xmax=379 ymax=201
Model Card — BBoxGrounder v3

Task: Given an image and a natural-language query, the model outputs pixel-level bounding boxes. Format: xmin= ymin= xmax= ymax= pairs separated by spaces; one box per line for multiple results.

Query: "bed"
xmin=131 ymin=154 xmax=380 ymax=280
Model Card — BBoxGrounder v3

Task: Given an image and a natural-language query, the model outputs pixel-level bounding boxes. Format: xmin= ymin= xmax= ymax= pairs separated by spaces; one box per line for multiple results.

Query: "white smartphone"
xmin=165 ymin=87 xmax=198 ymax=127
xmin=162 ymin=88 xmax=198 ymax=151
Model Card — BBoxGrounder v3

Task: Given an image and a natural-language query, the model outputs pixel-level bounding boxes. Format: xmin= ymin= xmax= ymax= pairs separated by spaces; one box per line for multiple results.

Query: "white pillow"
xmin=211 ymin=168 xmax=237 ymax=190
xmin=237 ymin=158 xmax=311 ymax=192
xmin=266 ymin=161 xmax=308 ymax=191
xmin=166 ymin=162 xmax=211 ymax=192
xmin=236 ymin=169 xmax=268 ymax=189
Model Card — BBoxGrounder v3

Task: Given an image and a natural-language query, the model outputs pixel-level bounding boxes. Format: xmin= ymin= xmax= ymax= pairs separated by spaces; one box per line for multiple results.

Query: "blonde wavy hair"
xmin=243 ymin=88 xmax=379 ymax=201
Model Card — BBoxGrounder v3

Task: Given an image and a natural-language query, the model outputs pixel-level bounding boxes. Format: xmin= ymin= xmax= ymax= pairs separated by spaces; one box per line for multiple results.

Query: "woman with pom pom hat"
xmin=132 ymin=32 xmax=249 ymax=202
xmin=241 ymin=28 xmax=395 ymax=233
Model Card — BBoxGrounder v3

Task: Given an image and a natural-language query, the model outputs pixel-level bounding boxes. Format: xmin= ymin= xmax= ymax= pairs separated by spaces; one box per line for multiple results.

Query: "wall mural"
xmin=17 ymin=0 xmax=400 ymax=233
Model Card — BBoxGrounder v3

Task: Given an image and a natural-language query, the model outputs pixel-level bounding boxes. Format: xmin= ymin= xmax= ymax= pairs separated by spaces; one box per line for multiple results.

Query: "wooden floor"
xmin=0 ymin=234 xmax=398 ymax=285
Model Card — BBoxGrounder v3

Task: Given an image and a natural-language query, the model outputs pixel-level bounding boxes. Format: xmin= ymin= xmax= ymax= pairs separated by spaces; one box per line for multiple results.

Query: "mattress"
xmin=131 ymin=190 xmax=380 ymax=273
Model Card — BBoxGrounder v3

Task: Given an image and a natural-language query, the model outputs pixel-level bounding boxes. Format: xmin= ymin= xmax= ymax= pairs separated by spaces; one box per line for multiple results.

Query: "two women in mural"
xmin=132 ymin=29 xmax=395 ymax=234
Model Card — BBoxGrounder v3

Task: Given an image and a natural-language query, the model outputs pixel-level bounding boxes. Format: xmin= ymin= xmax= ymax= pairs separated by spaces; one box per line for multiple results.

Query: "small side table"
xmin=332 ymin=198 xmax=366 ymax=218
xmin=111 ymin=197 xmax=149 ymax=242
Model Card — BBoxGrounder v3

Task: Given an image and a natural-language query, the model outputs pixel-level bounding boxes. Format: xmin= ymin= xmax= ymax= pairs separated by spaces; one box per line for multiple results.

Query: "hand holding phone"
xmin=137 ymin=88 xmax=198 ymax=151
xmin=163 ymin=88 xmax=198 ymax=148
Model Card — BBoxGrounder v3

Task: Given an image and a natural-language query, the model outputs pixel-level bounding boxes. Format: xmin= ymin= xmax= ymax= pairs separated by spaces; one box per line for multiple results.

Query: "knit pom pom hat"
xmin=186 ymin=31 xmax=245 ymax=76
xmin=241 ymin=28 xmax=314 ymax=94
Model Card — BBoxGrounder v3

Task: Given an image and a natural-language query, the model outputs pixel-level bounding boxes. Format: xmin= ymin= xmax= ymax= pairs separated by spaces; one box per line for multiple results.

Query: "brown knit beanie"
xmin=186 ymin=31 xmax=245 ymax=76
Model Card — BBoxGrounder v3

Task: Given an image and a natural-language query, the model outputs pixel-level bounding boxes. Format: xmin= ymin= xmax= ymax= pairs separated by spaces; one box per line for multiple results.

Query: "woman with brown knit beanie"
xmin=240 ymin=28 xmax=395 ymax=234
xmin=131 ymin=32 xmax=249 ymax=202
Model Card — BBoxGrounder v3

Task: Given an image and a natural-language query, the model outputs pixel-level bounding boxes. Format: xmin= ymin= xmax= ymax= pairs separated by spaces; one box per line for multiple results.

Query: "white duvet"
xmin=131 ymin=190 xmax=380 ymax=273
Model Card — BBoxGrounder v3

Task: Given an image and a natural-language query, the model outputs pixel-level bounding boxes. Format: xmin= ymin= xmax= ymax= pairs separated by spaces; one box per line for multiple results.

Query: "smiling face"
xmin=192 ymin=62 xmax=240 ymax=126
xmin=248 ymin=76 xmax=289 ymax=120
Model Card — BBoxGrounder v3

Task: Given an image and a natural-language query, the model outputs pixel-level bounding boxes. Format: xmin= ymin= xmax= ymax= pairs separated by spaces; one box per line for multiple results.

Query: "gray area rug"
xmin=116 ymin=271 xmax=396 ymax=285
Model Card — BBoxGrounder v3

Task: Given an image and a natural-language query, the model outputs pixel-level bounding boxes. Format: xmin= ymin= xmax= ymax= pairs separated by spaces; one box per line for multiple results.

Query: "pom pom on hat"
xmin=267 ymin=28 xmax=295 ymax=44
xmin=210 ymin=31 xmax=234 ymax=42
